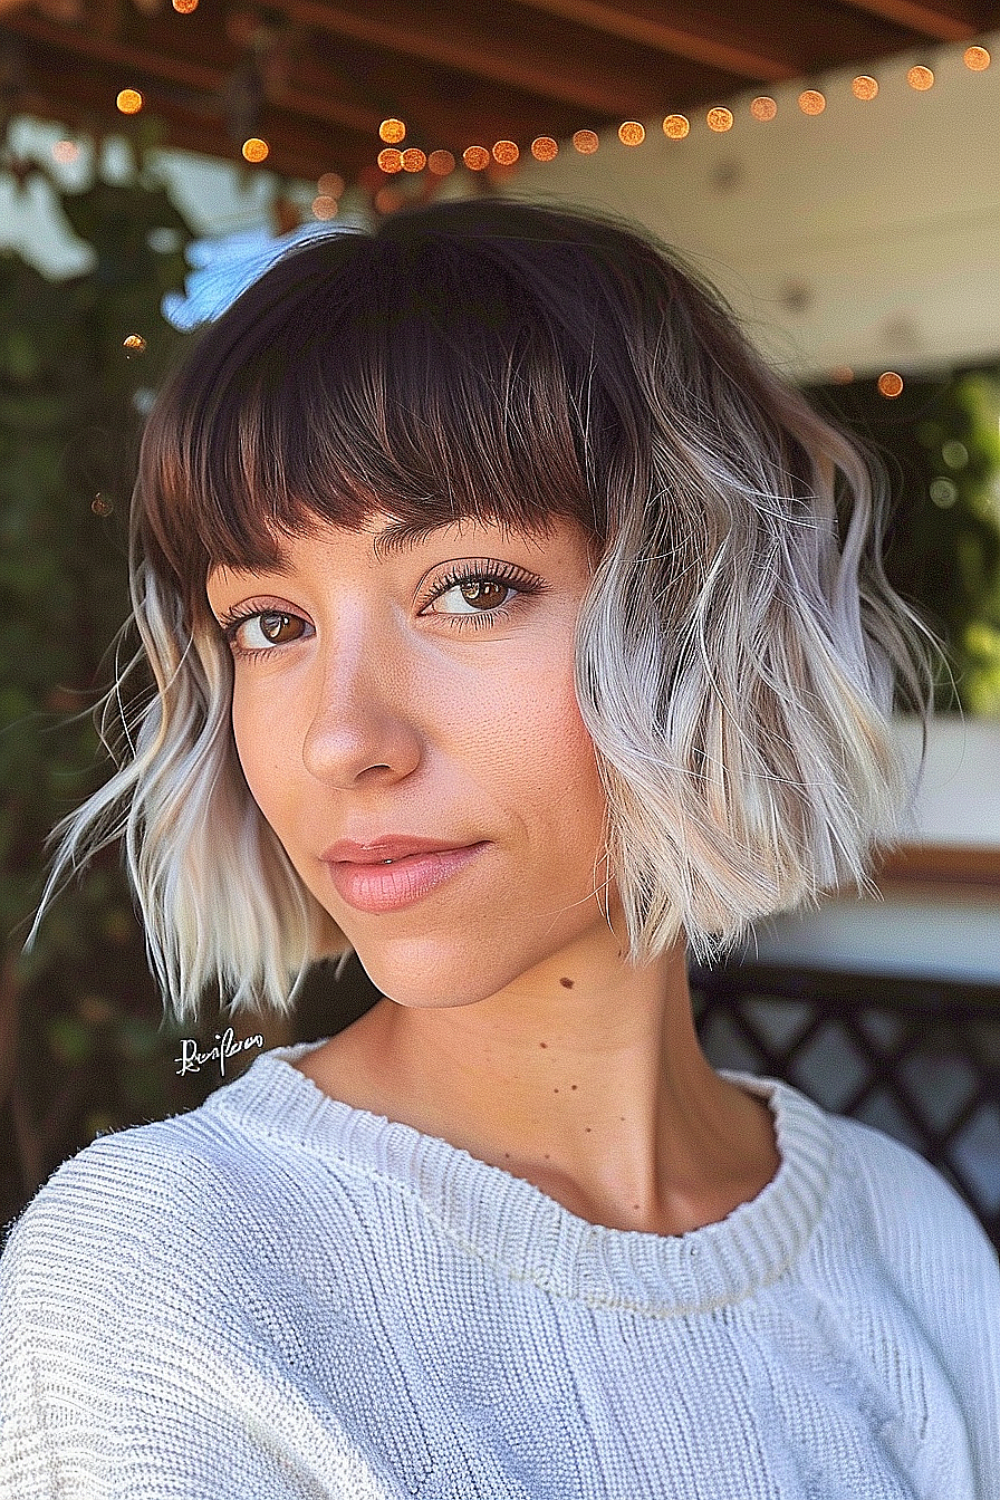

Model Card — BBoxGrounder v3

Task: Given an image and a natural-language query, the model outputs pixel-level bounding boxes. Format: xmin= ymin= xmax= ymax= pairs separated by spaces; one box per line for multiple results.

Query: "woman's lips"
xmin=325 ymin=843 xmax=489 ymax=913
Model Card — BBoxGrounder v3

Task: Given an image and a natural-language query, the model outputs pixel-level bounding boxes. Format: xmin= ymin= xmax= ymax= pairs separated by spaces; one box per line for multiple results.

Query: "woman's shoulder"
xmin=823 ymin=1107 xmax=997 ymax=1266
xmin=1 ymin=1111 xmax=236 ymax=1305
xmin=0 ymin=1082 xmax=356 ymax=1302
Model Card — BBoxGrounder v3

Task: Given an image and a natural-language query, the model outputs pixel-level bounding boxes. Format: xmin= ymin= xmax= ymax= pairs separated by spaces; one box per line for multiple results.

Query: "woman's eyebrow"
xmin=219 ymin=517 xmax=513 ymax=581
xmin=370 ymin=518 xmax=463 ymax=562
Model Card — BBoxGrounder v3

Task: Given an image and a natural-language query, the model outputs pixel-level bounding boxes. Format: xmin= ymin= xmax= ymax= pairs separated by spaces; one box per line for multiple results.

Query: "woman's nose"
xmin=300 ymin=619 xmax=422 ymax=786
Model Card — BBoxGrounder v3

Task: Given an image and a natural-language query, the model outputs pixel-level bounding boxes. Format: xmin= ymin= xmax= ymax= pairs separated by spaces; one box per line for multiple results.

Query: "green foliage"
xmin=0 ymin=143 xmax=225 ymax=1221
xmin=809 ymin=368 xmax=1000 ymax=717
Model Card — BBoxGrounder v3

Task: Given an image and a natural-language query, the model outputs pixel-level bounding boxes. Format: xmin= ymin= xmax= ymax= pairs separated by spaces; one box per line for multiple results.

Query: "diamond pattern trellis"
xmin=689 ymin=961 xmax=1000 ymax=1252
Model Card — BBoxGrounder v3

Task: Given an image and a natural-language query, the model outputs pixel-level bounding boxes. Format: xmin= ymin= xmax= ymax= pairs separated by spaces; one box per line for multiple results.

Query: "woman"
xmin=1 ymin=195 xmax=997 ymax=1497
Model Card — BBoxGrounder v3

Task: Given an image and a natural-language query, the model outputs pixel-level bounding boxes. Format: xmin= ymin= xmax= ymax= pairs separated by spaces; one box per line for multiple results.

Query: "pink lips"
xmin=324 ymin=842 xmax=489 ymax=913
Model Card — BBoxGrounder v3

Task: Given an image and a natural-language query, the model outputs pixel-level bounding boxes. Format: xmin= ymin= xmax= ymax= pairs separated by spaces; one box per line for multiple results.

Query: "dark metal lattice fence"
xmin=689 ymin=961 xmax=1000 ymax=1252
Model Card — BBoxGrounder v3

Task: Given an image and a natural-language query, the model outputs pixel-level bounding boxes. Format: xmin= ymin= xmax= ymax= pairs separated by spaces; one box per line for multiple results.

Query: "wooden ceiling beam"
xmin=489 ymin=0 xmax=927 ymax=79
xmin=277 ymin=0 xmax=730 ymax=118
xmin=506 ymin=0 xmax=801 ymax=80
xmin=832 ymin=0 xmax=985 ymax=41
xmin=1 ymin=30 xmax=372 ymax=181
xmin=297 ymin=39 xmax=597 ymax=155
xmin=1 ymin=12 xmax=383 ymax=135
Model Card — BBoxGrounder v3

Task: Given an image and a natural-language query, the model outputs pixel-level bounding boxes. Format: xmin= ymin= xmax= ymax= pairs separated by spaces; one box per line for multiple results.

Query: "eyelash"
xmin=217 ymin=560 xmax=546 ymax=662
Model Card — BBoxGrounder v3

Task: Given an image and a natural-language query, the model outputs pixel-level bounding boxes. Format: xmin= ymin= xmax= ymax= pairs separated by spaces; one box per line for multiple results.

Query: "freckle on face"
xmin=560 ymin=977 xmax=574 ymax=988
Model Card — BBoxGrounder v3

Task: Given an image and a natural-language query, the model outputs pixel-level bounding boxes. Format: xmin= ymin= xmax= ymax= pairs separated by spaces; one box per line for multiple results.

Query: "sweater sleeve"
xmin=836 ymin=1116 xmax=1000 ymax=1496
xmin=0 ymin=1132 xmax=395 ymax=1500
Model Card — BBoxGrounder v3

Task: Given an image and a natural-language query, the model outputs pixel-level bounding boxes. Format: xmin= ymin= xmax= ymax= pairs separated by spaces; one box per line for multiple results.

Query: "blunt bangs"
xmin=138 ymin=216 xmax=643 ymax=625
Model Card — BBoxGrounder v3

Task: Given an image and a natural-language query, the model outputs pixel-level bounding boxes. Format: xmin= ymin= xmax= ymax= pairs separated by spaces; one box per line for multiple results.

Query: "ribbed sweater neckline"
xmin=208 ymin=1038 xmax=834 ymax=1316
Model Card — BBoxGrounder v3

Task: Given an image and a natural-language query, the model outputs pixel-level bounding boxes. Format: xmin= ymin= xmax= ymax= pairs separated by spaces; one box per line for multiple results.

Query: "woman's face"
xmin=205 ymin=509 xmax=624 ymax=1009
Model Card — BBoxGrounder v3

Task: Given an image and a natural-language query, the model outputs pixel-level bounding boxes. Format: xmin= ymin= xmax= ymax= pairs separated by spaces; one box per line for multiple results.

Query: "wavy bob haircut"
xmin=29 ymin=195 xmax=944 ymax=1028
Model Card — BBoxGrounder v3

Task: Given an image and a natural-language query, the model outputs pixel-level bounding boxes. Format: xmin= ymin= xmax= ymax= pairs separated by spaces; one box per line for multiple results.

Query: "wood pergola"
xmin=0 ymin=0 xmax=997 ymax=195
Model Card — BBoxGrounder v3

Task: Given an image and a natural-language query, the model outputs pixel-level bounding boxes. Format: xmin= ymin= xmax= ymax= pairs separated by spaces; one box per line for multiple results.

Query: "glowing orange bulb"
xmin=242 ymin=139 xmax=268 ymax=163
xmin=122 ymin=334 xmax=147 ymax=357
xmin=618 ymin=121 xmax=645 ymax=146
xmin=706 ymin=107 xmax=733 ymax=132
xmin=379 ymin=119 xmax=406 ymax=144
xmin=851 ymin=75 xmax=878 ymax=100
xmin=462 ymin=145 xmax=491 ymax=171
xmin=572 ymin=129 xmax=599 ymax=154
xmin=401 ymin=148 xmax=426 ymax=172
xmin=428 ymin=150 xmax=456 ymax=175
xmin=492 ymin=140 xmax=519 ymax=165
xmin=116 ymin=89 xmax=142 ymax=115
xmin=318 ymin=172 xmax=344 ymax=197
xmin=963 ymin=45 xmax=990 ymax=70
xmin=877 ymin=371 xmax=904 ymax=398
xmin=531 ymin=136 xmax=558 ymax=161
xmin=798 ymin=90 xmax=826 ymax=115
xmin=906 ymin=65 xmax=934 ymax=90
xmin=172 ymin=0 xmax=198 ymax=12
xmin=662 ymin=114 xmax=689 ymax=140
xmin=377 ymin=147 xmax=403 ymax=174
xmin=312 ymin=196 xmax=338 ymax=221
xmin=750 ymin=96 xmax=777 ymax=121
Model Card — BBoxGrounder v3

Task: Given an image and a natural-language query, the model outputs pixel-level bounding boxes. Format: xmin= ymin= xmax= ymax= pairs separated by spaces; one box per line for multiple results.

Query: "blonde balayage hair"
xmin=28 ymin=195 xmax=944 ymax=1028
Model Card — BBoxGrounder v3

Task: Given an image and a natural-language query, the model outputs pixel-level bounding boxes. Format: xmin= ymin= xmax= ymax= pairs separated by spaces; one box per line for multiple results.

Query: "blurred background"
xmin=1 ymin=0 xmax=998 ymax=1247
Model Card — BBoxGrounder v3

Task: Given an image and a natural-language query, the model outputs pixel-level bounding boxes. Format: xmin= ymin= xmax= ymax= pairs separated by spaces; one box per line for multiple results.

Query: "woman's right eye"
xmin=222 ymin=611 xmax=308 ymax=657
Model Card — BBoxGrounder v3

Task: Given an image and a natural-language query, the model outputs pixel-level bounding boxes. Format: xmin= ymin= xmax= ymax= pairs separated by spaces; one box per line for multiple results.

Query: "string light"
xmin=116 ymin=89 xmax=142 ymax=114
xmin=312 ymin=196 xmax=338 ymax=220
xmin=122 ymin=334 xmax=147 ymax=357
xmin=172 ymin=0 xmax=197 ymax=12
xmin=877 ymin=372 xmax=904 ymax=398
xmin=318 ymin=172 xmax=344 ymax=197
xmin=750 ymin=96 xmax=777 ymax=121
xmin=367 ymin=42 xmax=990 ymax=190
xmin=798 ymin=89 xmax=826 ymax=115
xmin=242 ymin=139 xmax=268 ymax=163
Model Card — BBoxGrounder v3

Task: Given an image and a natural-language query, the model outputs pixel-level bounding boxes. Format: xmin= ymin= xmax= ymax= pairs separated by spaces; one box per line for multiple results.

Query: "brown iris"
xmin=259 ymin=612 xmax=303 ymax=643
xmin=460 ymin=580 xmax=507 ymax=610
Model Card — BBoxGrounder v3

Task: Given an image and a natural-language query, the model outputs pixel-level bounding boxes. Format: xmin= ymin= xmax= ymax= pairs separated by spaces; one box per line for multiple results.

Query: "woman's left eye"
xmin=424 ymin=565 xmax=543 ymax=624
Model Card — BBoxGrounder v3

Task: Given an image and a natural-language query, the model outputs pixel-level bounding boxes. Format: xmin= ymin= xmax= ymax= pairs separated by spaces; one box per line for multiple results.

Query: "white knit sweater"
xmin=1 ymin=1036 xmax=998 ymax=1498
